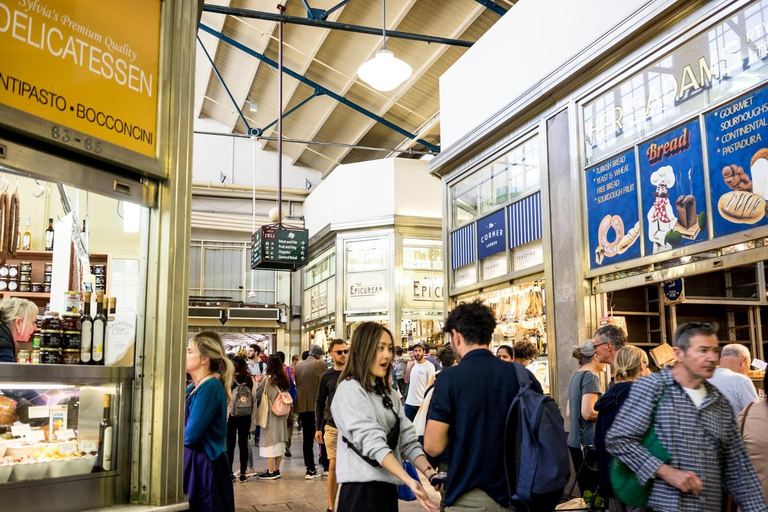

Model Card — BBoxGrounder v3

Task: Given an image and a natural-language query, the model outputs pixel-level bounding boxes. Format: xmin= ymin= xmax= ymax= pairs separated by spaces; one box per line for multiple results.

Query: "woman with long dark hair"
xmin=255 ymin=354 xmax=290 ymax=480
xmin=184 ymin=331 xmax=235 ymax=512
xmin=227 ymin=356 xmax=256 ymax=482
xmin=331 ymin=322 xmax=439 ymax=512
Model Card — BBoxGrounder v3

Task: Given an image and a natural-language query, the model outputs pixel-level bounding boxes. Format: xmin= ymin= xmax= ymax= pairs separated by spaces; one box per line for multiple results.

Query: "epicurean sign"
xmin=477 ymin=208 xmax=507 ymax=260
xmin=0 ymin=0 xmax=161 ymax=158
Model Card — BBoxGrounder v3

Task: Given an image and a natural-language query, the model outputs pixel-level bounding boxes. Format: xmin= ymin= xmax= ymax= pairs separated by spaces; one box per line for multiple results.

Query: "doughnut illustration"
xmin=598 ymin=214 xmax=624 ymax=257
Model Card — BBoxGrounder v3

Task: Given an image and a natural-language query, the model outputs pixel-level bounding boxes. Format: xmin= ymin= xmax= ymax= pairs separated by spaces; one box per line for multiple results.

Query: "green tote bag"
xmin=609 ymin=380 xmax=671 ymax=508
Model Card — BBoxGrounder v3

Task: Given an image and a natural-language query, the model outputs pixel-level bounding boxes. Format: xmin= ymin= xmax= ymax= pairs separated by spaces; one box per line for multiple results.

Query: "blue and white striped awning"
xmin=450 ymin=223 xmax=476 ymax=270
xmin=508 ymin=192 xmax=542 ymax=249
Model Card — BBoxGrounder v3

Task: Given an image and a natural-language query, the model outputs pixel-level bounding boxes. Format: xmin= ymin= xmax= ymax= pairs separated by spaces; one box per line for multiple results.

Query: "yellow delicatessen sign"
xmin=0 ymin=0 xmax=161 ymax=158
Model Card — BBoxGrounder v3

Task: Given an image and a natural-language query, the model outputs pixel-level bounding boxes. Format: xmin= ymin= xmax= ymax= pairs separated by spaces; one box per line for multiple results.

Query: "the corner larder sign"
xmin=0 ymin=0 xmax=161 ymax=164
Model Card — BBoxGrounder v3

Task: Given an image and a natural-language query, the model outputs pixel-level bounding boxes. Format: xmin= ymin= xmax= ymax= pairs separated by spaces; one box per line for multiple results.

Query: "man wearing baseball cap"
xmin=404 ymin=342 xmax=436 ymax=421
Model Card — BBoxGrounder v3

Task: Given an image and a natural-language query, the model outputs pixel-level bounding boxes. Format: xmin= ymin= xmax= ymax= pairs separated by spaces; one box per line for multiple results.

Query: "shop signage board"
xmin=454 ymin=263 xmax=476 ymax=289
xmin=346 ymin=238 xmax=387 ymax=272
xmin=704 ymin=85 xmax=768 ymax=237
xmin=0 ymin=0 xmax=163 ymax=176
xmin=346 ymin=270 xmax=387 ymax=311
xmin=585 ymin=149 xmax=641 ymax=268
xmin=476 ymin=209 xmax=506 ymax=260
xmin=583 ymin=0 xmax=768 ymax=167
xmin=251 ymin=225 xmax=309 ymax=271
xmin=513 ymin=240 xmax=544 ymax=271
xmin=403 ymin=270 xmax=444 ymax=309
xmin=482 ymin=251 xmax=507 ymax=280
xmin=638 ymin=120 xmax=707 ymax=254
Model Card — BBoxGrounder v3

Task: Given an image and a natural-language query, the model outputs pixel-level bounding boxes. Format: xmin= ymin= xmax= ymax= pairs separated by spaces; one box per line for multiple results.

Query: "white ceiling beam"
xmin=194 ymin=0 xmax=231 ymax=118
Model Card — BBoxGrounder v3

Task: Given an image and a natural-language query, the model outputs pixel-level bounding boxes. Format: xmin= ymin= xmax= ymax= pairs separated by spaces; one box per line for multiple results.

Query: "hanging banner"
xmin=705 ymin=84 xmax=768 ymax=237
xmin=0 ymin=1 xmax=161 ymax=160
xmin=662 ymin=278 xmax=685 ymax=305
xmin=639 ymin=120 xmax=707 ymax=255
xmin=476 ymin=209 xmax=506 ymax=260
xmin=585 ymin=149 xmax=641 ymax=268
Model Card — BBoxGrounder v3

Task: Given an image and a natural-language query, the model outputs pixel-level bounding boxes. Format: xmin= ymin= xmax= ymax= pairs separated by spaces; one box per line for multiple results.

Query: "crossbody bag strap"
xmin=577 ymin=372 xmax=587 ymax=446
xmin=739 ymin=401 xmax=756 ymax=435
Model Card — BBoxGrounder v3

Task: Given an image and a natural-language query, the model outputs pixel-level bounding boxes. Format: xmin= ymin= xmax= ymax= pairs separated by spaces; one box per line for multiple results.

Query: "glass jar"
xmin=43 ymin=284 xmax=51 ymax=293
xmin=61 ymin=349 xmax=80 ymax=365
xmin=30 ymin=331 xmax=41 ymax=349
xmin=60 ymin=315 xmax=81 ymax=332
xmin=0 ymin=265 xmax=8 ymax=277
xmin=91 ymin=265 xmax=106 ymax=275
xmin=30 ymin=349 xmax=40 ymax=364
xmin=7 ymin=265 xmax=19 ymax=278
xmin=0 ymin=278 xmax=8 ymax=291
xmin=44 ymin=262 xmax=53 ymax=273
xmin=17 ymin=350 xmax=30 ymax=364
xmin=19 ymin=262 xmax=32 ymax=273
xmin=40 ymin=313 xmax=61 ymax=331
xmin=95 ymin=275 xmax=106 ymax=286
xmin=61 ymin=331 xmax=81 ymax=350
xmin=31 ymin=282 xmax=42 ymax=292
xmin=40 ymin=330 xmax=61 ymax=349
xmin=40 ymin=348 xmax=62 ymax=364
xmin=18 ymin=283 xmax=30 ymax=292
xmin=43 ymin=272 xmax=52 ymax=284
xmin=19 ymin=272 xmax=31 ymax=284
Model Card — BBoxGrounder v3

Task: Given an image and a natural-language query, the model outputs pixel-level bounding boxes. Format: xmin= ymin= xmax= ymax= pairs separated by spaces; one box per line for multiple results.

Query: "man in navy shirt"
xmin=424 ymin=300 xmax=542 ymax=511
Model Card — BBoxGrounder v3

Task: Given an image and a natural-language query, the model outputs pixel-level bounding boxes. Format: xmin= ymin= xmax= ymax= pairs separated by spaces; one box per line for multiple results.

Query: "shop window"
xmin=684 ymin=265 xmax=759 ymax=301
xmin=449 ymin=136 xmax=540 ymax=229
xmin=604 ymin=285 xmax=663 ymax=345
xmin=188 ymin=241 xmax=277 ymax=303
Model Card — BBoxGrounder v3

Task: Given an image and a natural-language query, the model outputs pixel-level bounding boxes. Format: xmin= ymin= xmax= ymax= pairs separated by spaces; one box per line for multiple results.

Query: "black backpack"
xmin=232 ymin=383 xmax=253 ymax=417
xmin=503 ymin=363 xmax=570 ymax=511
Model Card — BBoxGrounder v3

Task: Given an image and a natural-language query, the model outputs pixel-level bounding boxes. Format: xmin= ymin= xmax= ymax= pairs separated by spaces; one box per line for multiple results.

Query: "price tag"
xmin=58 ymin=441 xmax=77 ymax=455
xmin=27 ymin=405 xmax=49 ymax=419
xmin=10 ymin=424 xmax=31 ymax=436
xmin=79 ymin=441 xmax=97 ymax=453
xmin=55 ymin=429 xmax=77 ymax=441
xmin=752 ymin=358 xmax=767 ymax=371
xmin=23 ymin=431 xmax=45 ymax=442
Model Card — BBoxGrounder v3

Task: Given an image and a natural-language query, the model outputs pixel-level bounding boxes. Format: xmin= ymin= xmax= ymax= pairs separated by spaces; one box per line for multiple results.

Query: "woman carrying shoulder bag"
xmin=184 ymin=331 xmax=235 ymax=512
xmin=331 ymin=322 xmax=439 ymax=512
xmin=255 ymin=354 xmax=290 ymax=480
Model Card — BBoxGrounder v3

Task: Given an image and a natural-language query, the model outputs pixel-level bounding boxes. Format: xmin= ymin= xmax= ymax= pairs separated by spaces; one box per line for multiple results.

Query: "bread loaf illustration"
xmin=718 ymin=191 xmax=765 ymax=224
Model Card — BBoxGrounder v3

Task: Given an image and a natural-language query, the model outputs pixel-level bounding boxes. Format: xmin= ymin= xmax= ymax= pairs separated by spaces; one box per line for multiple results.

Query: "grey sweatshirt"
xmin=331 ymin=378 xmax=424 ymax=485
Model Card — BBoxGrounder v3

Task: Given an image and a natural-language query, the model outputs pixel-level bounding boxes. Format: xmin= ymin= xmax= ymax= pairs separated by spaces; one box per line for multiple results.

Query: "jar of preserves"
xmin=60 ymin=315 xmax=81 ymax=332
xmin=91 ymin=265 xmax=106 ymax=275
xmin=0 ymin=265 xmax=8 ymax=277
xmin=0 ymin=278 xmax=8 ymax=291
xmin=40 ymin=348 xmax=62 ymax=364
xmin=7 ymin=265 xmax=19 ymax=278
xmin=18 ymin=283 xmax=30 ymax=292
xmin=7 ymin=280 xmax=18 ymax=291
xmin=40 ymin=313 xmax=61 ymax=331
xmin=61 ymin=349 xmax=79 ymax=365
xmin=95 ymin=275 xmax=106 ymax=286
xmin=19 ymin=262 xmax=32 ymax=273
xmin=31 ymin=282 xmax=42 ymax=293
xmin=44 ymin=262 xmax=53 ymax=273
xmin=40 ymin=330 xmax=61 ymax=349
xmin=43 ymin=272 xmax=52 ymax=284
xmin=30 ymin=332 xmax=41 ymax=349
xmin=30 ymin=349 xmax=40 ymax=364
xmin=17 ymin=350 xmax=30 ymax=364
xmin=43 ymin=284 xmax=51 ymax=293
xmin=19 ymin=273 xmax=31 ymax=284
xmin=61 ymin=331 xmax=81 ymax=350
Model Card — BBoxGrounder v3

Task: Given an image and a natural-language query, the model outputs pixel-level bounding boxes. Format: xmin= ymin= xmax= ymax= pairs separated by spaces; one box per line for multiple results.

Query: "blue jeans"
xmin=404 ymin=404 xmax=419 ymax=422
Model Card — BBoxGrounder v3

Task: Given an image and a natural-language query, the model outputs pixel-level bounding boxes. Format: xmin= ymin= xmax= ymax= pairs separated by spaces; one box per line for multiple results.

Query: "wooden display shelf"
xmin=1 ymin=291 xmax=50 ymax=299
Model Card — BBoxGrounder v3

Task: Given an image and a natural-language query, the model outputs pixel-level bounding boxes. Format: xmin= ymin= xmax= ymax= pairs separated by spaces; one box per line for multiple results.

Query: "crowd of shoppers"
xmin=183 ymin=306 xmax=768 ymax=512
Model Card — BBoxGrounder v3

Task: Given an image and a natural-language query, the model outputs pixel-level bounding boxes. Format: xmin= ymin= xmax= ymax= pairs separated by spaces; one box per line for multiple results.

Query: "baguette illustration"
xmin=617 ymin=222 xmax=640 ymax=254
xmin=718 ymin=191 xmax=765 ymax=224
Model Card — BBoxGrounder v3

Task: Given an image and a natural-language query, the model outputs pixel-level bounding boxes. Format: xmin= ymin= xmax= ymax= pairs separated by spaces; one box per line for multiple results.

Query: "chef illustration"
xmin=647 ymin=165 xmax=677 ymax=253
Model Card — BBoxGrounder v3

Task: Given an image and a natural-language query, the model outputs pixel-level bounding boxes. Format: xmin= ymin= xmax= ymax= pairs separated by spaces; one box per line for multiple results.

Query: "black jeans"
xmin=338 ymin=481 xmax=397 ymax=512
xmin=227 ymin=415 xmax=251 ymax=475
xmin=569 ymin=446 xmax=599 ymax=496
xmin=299 ymin=411 xmax=317 ymax=471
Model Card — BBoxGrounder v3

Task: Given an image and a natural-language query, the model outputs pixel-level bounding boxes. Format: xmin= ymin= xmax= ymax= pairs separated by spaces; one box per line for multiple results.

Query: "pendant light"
xmin=357 ymin=0 xmax=412 ymax=92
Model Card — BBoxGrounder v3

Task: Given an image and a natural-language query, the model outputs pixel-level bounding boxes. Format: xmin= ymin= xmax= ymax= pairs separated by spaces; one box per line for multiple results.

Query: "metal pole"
xmin=277 ymin=3 xmax=284 ymax=229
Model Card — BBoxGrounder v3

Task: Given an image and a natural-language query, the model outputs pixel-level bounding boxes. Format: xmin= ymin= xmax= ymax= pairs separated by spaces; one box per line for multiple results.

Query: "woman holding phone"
xmin=332 ymin=322 xmax=439 ymax=512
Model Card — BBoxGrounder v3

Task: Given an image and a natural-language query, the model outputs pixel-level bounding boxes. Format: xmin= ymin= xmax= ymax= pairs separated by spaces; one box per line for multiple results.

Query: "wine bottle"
xmin=97 ymin=394 xmax=114 ymax=471
xmin=91 ymin=291 xmax=106 ymax=365
xmin=103 ymin=297 xmax=116 ymax=366
xmin=44 ymin=218 xmax=54 ymax=251
xmin=21 ymin=217 xmax=31 ymax=251
xmin=80 ymin=292 xmax=93 ymax=365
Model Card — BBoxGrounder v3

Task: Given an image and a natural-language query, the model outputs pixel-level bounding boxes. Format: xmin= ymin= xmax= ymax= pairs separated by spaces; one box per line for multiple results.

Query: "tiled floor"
xmin=233 ymin=429 xmax=441 ymax=512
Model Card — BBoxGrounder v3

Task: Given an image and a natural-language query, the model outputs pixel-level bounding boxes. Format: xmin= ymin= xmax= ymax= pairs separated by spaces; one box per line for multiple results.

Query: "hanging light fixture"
xmin=357 ymin=0 xmax=412 ymax=92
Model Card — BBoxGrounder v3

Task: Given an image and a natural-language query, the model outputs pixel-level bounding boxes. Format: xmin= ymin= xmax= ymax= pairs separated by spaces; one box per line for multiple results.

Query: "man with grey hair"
xmin=708 ymin=343 xmax=758 ymax=417
xmin=607 ymin=323 xmax=766 ymax=512
xmin=294 ymin=344 xmax=328 ymax=479
xmin=593 ymin=324 xmax=627 ymax=368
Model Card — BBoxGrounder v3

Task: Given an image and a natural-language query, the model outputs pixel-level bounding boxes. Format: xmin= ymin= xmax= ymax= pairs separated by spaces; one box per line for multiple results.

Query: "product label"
xmin=24 ymin=431 xmax=45 ymax=442
xmin=55 ymin=429 xmax=76 ymax=441
xmin=58 ymin=441 xmax=77 ymax=454
xmin=49 ymin=404 xmax=67 ymax=439
xmin=27 ymin=405 xmax=49 ymax=419
xmin=10 ymin=424 xmax=31 ymax=436
xmin=79 ymin=441 xmax=97 ymax=453
xmin=102 ymin=425 xmax=113 ymax=471
xmin=80 ymin=323 xmax=92 ymax=362
xmin=92 ymin=322 xmax=104 ymax=361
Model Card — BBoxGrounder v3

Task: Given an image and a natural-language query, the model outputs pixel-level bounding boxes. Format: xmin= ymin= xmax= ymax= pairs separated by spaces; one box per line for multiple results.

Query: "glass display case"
xmin=0 ymin=364 xmax=132 ymax=510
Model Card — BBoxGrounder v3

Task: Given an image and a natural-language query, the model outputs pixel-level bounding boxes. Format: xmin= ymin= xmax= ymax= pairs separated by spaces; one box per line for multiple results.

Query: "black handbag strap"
xmin=342 ymin=384 xmax=400 ymax=468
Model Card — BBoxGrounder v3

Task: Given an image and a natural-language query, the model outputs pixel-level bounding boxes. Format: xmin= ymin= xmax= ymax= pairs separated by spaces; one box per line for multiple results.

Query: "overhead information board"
xmin=251 ymin=226 xmax=309 ymax=271
xmin=0 ymin=0 xmax=163 ymax=176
